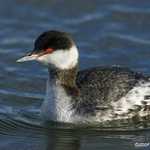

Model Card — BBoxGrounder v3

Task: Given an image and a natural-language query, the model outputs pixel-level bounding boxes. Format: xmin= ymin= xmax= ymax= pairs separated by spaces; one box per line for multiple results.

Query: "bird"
xmin=17 ymin=30 xmax=150 ymax=124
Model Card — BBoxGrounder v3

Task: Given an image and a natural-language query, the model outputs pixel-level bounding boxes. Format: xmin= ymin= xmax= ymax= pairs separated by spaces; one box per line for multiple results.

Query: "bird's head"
xmin=17 ymin=30 xmax=79 ymax=70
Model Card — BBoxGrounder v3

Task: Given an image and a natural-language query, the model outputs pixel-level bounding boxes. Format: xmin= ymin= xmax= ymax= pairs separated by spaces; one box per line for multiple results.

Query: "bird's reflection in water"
xmin=44 ymin=123 xmax=81 ymax=150
xmin=43 ymin=123 xmax=150 ymax=150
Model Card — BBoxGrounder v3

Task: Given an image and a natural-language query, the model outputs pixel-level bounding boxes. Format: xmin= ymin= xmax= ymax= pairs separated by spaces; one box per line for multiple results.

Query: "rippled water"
xmin=1 ymin=0 xmax=150 ymax=149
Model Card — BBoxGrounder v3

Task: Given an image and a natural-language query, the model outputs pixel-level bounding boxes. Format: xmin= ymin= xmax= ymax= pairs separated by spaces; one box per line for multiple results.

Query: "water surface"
xmin=1 ymin=0 xmax=150 ymax=149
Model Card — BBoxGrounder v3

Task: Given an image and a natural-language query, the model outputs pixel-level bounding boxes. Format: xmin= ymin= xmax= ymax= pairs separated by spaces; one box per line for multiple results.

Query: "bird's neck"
xmin=40 ymin=66 xmax=79 ymax=122
xmin=48 ymin=65 xmax=77 ymax=85
xmin=48 ymin=65 xmax=80 ymax=96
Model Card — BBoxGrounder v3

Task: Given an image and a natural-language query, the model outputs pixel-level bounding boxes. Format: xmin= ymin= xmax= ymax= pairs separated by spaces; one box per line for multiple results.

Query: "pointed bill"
xmin=16 ymin=54 xmax=38 ymax=62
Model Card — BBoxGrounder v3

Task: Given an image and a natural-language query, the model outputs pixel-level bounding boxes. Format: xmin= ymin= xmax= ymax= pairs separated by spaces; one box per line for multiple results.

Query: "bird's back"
xmin=75 ymin=66 xmax=148 ymax=116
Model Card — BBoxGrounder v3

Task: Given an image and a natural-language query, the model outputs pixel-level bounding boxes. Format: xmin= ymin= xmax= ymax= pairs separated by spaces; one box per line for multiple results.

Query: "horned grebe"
xmin=17 ymin=30 xmax=150 ymax=123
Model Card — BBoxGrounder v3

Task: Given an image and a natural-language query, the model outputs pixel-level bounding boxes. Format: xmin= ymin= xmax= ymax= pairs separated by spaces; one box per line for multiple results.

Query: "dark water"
xmin=1 ymin=0 xmax=150 ymax=149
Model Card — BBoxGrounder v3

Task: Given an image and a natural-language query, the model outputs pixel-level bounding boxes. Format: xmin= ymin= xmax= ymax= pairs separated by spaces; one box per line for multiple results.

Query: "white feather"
xmin=40 ymin=76 xmax=75 ymax=122
xmin=37 ymin=46 xmax=79 ymax=69
xmin=111 ymin=81 xmax=150 ymax=115
xmin=96 ymin=81 xmax=150 ymax=122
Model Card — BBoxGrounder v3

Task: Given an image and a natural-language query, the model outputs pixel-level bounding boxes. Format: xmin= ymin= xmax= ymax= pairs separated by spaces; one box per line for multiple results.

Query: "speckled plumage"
xmin=74 ymin=67 xmax=147 ymax=115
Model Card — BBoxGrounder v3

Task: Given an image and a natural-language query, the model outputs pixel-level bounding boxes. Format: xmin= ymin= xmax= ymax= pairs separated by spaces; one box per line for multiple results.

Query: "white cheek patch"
xmin=37 ymin=46 xmax=79 ymax=69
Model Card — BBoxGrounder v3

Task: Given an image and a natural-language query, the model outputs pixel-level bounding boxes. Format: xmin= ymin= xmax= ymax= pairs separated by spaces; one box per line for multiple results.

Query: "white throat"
xmin=41 ymin=76 xmax=75 ymax=122
xmin=37 ymin=46 xmax=79 ymax=70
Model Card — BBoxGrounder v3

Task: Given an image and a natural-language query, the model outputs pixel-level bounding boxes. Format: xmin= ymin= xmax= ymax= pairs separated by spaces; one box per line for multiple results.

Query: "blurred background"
xmin=0 ymin=0 xmax=150 ymax=149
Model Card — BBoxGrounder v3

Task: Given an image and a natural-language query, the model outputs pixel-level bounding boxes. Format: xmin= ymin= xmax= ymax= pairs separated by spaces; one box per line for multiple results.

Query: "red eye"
xmin=45 ymin=48 xmax=53 ymax=53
